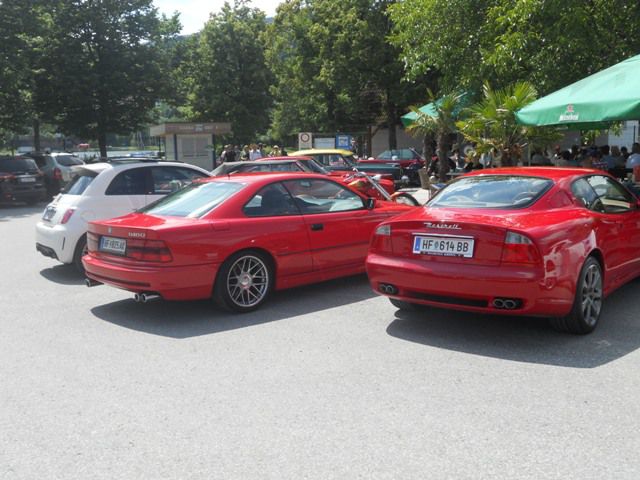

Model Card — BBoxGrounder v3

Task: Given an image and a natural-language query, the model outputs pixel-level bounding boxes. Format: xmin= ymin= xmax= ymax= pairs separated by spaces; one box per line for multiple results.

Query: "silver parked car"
xmin=23 ymin=152 xmax=85 ymax=197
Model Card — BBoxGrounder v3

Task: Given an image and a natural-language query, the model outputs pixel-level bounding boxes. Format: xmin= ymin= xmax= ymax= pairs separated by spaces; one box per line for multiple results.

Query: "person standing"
xmin=625 ymin=143 xmax=640 ymax=168
xmin=240 ymin=145 xmax=250 ymax=161
xmin=219 ymin=145 xmax=236 ymax=163
xmin=249 ymin=144 xmax=261 ymax=161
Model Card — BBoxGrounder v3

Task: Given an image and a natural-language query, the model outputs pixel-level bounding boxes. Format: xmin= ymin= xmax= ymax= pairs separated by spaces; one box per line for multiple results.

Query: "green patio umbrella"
xmin=401 ymin=92 xmax=470 ymax=127
xmin=516 ymin=54 xmax=640 ymax=129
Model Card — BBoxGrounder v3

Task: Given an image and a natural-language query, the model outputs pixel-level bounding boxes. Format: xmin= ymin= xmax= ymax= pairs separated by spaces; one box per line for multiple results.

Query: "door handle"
xmin=310 ymin=223 xmax=324 ymax=231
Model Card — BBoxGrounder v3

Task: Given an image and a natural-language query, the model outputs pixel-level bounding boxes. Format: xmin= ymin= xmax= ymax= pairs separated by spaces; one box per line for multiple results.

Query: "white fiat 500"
xmin=35 ymin=159 xmax=211 ymax=271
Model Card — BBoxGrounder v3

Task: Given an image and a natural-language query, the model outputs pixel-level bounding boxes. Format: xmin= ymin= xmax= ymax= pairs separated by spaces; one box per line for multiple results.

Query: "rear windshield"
xmin=55 ymin=155 xmax=84 ymax=167
xmin=140 ymin=181 xmax=245 ymax=218
xmin=0 ymin=156 xmax=39 ymax=173
xmin=64 ymin=172 xmax=96 ymax=195
xmin=428 ymin=175 xmax=553 ymax=209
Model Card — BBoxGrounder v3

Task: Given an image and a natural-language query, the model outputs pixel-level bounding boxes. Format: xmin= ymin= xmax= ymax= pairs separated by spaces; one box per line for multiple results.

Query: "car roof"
xmin=255 ymin=155 xmax=313 ymax=161
xmin=201 ymin=172 xmax=331 ymax=185
xmin=462 ymin=166 xmax=604 ymax=181
xmin=291 ymin=149 xmax=354 ymax=155
xmin=72 ymin=160 xmax=210 ymax=176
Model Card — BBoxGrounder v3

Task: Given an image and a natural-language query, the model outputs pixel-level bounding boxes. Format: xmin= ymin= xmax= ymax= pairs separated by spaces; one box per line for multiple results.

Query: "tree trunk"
xmin=33 ymin=118 xmax=41 ymax=152
xmin=98 ymin=130 xmax=107 ymax=158
xmin=437 ymin=132 xmax=450 ymax=183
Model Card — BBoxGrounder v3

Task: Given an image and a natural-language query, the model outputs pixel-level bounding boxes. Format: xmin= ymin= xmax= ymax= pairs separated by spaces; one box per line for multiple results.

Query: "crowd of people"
xmin=218 ymin=143 xmax=288 ymax=163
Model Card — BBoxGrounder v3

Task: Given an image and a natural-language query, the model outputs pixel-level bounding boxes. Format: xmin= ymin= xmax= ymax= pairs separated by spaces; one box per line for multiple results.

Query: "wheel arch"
xmin=213 ymin=247 xmax=278 ymax=290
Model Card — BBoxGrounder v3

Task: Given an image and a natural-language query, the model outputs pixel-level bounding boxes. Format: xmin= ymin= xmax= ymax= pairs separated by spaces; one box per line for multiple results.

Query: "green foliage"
xmin=0 ymin=0 xmax=43 ymax=134
xmin=33 ymin=0 xmax=178 ymax=155
xmin=265 ymin=0 xmax=430 ymax=143
xmin=456 ymin=82 xmax=560 ymax=166
xmin=183 ymin=0 xmax=272 ymax=143
xmin=389 ymin=0 xmax=640 ymax=98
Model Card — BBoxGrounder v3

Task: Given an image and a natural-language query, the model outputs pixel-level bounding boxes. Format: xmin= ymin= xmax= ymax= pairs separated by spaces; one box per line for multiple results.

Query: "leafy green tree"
xmin=265 ymin=0 xmax=430 ymax=148
xmin=482 ymin=0 xmax=640 ymax=93
xmin=407 ymin=91 xmax=463 ymax=181
xmin=183 ymin=0 xmax=272 ymax=143
xmin=0 ymin=0 xmax=45 ymax=144
xmin=456 ymin=82 xmax=560 ymax=166
xmin=388 ymin=0 xmax=492 ymax=93
xmin=34 ymin=0 xmax=179 ymax=157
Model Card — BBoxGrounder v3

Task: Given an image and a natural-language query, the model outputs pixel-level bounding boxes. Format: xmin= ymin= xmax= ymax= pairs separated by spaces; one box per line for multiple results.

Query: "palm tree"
xmin=406 ymin=90 xmax=464 ymax=182
xmin=456 ymin=81 xmax=559 ymax=166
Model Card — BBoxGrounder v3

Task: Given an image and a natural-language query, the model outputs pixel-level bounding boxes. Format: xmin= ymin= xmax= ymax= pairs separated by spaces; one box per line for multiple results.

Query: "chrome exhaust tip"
xmin=85 ymin=278 xmax=102 ymax=287
xmin=379 ymin=283 xmax=398 ymax=295
xmin=134 ymin=292 xmax=160 ymax=304
xmin=493 ymin=298 xmax=521 ymax=310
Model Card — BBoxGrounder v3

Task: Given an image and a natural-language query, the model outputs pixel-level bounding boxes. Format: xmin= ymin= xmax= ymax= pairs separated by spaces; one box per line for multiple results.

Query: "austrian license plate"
xmin=100 ymin=236 xmax=126 ymax=255
xmin=42 ymin=206 xmax=56 ymax=221
xmin=20 ymin=176 xmax=36 ymax=183
xmin=413 ymin=234 xmax=474 ymax=258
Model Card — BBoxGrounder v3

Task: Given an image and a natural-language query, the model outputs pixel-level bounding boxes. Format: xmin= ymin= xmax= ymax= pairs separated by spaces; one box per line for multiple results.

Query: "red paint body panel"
xmin=83 ymin=173 xmax=412 ymax=300
xmin=366 ymin=167 xmax=640 ymax=317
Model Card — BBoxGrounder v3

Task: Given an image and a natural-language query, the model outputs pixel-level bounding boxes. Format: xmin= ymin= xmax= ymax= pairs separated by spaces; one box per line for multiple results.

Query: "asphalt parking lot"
xmin=2 ymin=204 xmax=640 ymax=479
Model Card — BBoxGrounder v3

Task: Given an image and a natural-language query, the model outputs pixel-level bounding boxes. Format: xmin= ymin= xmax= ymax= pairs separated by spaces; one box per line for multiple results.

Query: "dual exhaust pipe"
xmin=133 ymin=292 xmax=160 ymax=304
xmin=492 ymin=298 xmax=521 ymax=310
xmin=379 ymin=283 xmax=398 ymax=295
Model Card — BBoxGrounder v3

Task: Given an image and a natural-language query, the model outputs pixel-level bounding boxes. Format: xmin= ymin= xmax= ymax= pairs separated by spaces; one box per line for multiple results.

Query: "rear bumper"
xmin=366 ymin=252 xmax=574 ymax=317
xmin=83 ymin=254 xmax=219 ymax=301
xmin=0 ymin=184 xmax=45 ymax=203
xmin=35 ymin=221 xmax=77 ymax=264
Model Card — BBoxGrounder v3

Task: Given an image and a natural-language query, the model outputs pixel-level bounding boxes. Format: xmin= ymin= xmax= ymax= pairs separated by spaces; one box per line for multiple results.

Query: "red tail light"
xmin=53 ymin=168 xmax=63 ymax=181
xmin=501 ymin=231 xmax=540 ymax=265
xmin=126 ymin=238 xmax=172 ymax=263
xmin=0 ymin=174 xmax=16 ymax=182
xmin=60 ymin=208 xmax=75 ymax=224
xmin=370 ymin=223 xmax=393 ymax=253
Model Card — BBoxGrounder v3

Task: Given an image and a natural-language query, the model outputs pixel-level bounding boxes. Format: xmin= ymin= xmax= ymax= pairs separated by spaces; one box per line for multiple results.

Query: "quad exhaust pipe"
xmin=133 ymin=292 xmax=160 ymax=304
xmin=492 ymin=298 xmax=520 ymax=310
xmin=379 ymin=283 xmax=398 ymax=295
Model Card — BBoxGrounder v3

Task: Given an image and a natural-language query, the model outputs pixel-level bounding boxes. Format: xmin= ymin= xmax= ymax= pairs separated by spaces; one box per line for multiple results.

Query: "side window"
xmin=571 ymin=178 xmax=600 ymax=211
xmin=283 ymin=179 xmax=364 ymax=214
xmin=587 ymin=175 xmax=635 ymax=213
xmin=105 ymin=168 xmax=149 ymax=195
xmin=150 ymin=167 xmax=206 ymax=194
xmin=328 ymin=155 xmax=348 ymax=168
xmin=243 ymin=182 xmax=298 ymax=217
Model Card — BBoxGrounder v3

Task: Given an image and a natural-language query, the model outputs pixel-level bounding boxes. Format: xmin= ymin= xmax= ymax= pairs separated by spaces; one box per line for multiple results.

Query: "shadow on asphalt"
xmin=90 ymin=274 xmax=375 ymax=339
xmin=39 ymin=265 xmax=85 ymax=286
xmin=386 ymin=278 xmax=640 ymax=369
xmin=0 ymin=203 xmax=45 ymax=221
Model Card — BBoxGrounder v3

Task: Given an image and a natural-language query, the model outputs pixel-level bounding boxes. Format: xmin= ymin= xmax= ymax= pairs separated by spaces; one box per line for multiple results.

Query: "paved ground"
xmin=2 ymin=204 xmax=640 ymax=479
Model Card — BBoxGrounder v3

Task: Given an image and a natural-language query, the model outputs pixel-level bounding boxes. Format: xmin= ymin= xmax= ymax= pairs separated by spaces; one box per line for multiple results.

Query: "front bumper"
xmin=366 ymin=252 xmax=574 ymax=317
xmin=83 ymin=254 xmax=219 ymax=301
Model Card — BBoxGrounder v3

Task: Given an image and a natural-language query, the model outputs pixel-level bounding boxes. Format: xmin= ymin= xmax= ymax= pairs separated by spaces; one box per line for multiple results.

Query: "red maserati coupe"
xmin=83 ymin=173 xmax=412 ymax=312
xmin=366 ymin=167 xmax=640 ymax=334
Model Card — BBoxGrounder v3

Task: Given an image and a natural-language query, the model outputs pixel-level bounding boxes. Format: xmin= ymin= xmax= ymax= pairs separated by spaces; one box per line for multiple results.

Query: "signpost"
xmin=298 ymin=132 xmax=313 ymax=150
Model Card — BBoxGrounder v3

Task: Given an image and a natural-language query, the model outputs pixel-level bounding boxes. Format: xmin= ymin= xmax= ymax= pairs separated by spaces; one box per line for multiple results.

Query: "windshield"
xmin=428 ymin=175 xmax=553 ymax=209
xmin=140 ymin=180 xmax=245 ymax=218
xmin=0 ymin=156 xmax=39 ymax=173
xmin=305 ymin=159 xmax=330 ymax=175
xmin=55 ymin=155 xmax=84 ymax=167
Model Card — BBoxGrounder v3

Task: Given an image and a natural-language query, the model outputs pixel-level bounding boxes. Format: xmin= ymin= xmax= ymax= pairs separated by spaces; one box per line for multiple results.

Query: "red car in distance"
xmin=83 ymin=173 xmax=412 ymax=312
xmin=254 ymin=155 xmax=398 ymax=198
xmin=367 ymin=167 xmax=640 ymax=334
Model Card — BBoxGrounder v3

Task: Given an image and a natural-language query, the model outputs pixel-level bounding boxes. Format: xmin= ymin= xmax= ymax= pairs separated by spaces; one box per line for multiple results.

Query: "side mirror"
xmin=365 ymin=197 xmax=376 ymax=210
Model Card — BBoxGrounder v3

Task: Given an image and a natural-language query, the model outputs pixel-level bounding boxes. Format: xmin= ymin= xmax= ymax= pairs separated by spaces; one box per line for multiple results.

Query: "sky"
xmin=154 ymin=0 xmax=281 ymax=34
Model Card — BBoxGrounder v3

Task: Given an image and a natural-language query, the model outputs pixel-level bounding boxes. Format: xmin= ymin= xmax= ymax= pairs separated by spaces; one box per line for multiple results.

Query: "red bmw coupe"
xmin=83 ymin=173 xmax=412 ymax=312
xmin=366 ymin=167 xmax=640 ymax=334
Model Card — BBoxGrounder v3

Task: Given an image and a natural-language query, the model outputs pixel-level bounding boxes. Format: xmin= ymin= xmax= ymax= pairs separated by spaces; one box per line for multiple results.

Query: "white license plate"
xmin=42 ymin=206 xmax=56 ymax=221
xmin=20 ymin=176 xmax=36 ymax=183
xmin=100 ymin=236 xmax=126 ymax=255
xmin=413 ymin=235 xmax=474 ymax=258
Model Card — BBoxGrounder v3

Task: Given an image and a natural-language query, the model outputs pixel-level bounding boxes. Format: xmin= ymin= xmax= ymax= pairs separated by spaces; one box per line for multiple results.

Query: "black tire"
xmin=214 ymin=250 xmax=273 ymax=313
xmin=72 ymin=235 xmax=87 ymax=274
xmin=550 ymin=256 xmax=603 ymax=334
xmin=393 ymin=192 xmax=420 ymax=206
xmin=390 ymin=298 xmax=421 ymax=311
